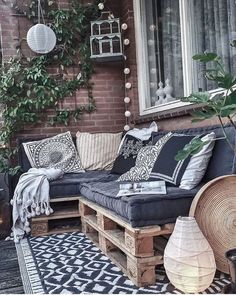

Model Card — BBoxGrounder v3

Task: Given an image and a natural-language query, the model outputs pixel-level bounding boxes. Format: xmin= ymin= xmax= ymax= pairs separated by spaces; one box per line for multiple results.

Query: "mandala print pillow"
xmin=23 ymin=131 xmax=84 ymax=173
xmin=118 ymin=133 xmax=172 ymax=182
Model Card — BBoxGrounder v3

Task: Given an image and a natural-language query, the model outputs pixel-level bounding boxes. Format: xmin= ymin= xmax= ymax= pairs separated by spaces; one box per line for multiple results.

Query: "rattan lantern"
xmin=90 ymin=12 xmax=123 ymax=61
xmin=26 ymin=0 xmax=56 ymax=54
xmin=164 ymin=216 xmax=216 ymax=293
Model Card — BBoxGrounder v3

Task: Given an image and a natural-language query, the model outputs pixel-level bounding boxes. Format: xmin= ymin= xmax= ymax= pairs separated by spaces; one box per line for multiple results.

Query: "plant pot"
xmin=222 ymin=249 xmax=236 ymax=293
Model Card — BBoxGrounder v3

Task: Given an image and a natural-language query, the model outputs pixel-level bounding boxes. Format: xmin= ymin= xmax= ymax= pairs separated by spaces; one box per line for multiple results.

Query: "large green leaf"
xmin=193 ymin=52 xmax=219 ymax=62
xmin=175 ymin=138 xmax=209 ymax=161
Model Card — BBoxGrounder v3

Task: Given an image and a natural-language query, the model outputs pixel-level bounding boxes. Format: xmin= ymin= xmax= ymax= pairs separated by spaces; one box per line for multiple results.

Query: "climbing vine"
xmin=0 ymin=0 xmax=100 ymax=174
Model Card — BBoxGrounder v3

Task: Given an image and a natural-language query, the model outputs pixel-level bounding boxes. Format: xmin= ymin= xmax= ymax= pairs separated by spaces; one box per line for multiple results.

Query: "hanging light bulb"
xmin=124 ymin=125 xmax=130 ymax=131
xmin=121 ymin=23 xmax=128 ymax=30
xmin=124 ymin=68 xmax=130 ymax=75
xmin=125 ymin=82 xmax=132 ymax=89
xmin=26 ymin=0 xmax=56 ymax=54
xmin=124 ymin=39 xmax=130 ymax=46
xmin=125 ymin=110 xmax=131 ymax=117
xmin=124 ymin=97 xmax=131 ymax=103
xmin=98 ymin=2 xmax=104 ymax=10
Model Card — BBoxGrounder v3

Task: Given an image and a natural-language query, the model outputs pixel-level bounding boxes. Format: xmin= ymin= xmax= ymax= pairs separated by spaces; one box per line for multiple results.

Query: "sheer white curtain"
xmin=192 ymin=0 xmax=236 ymax=91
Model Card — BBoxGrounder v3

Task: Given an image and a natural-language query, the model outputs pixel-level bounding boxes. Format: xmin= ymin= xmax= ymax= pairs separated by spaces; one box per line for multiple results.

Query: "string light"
xmin=124 ymin=97 xmax=130 ymax=103
xmin=124 ymin=38 xmax=130 ymax=46
xmin=122 ymin=23 xmax=131 ymax=131
xmin=121 ymin=23 xmax=128 ymax=30
xmin=125 ymin=82 xmax=132 ymax=89
xmin=98 ymin=3 xmax=104 ymax=10
xmin=124 ymin=68 xmax=130 ymax=75
xmin=125 ymin=110 xmax=131 ymax=117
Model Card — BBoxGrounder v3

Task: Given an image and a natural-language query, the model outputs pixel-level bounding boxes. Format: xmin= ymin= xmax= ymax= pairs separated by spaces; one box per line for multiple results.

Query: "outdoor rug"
xmin=16 ymin=231 xmax=230 ymax=294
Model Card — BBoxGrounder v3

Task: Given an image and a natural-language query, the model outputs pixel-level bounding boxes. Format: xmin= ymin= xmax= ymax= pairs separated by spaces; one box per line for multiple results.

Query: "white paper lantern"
xmin=121 ymin=23 xmax=128 ymax=30
xmin=124 ymin=124 xmax=130 ymax=131
xmin=27 ymin=24 xmax=56 ymax=54
xmin=124 ymin=97 xmax=130 ymax=103
xmin=164 ymin=216 xmax=216 ymax=293
xmin=124 ymin=68 xmax=130 ymax=75
xmin=125 ymin=110 xmax=131 ymax=117
xmin=125 ymin=82 xmax=132 ymax=89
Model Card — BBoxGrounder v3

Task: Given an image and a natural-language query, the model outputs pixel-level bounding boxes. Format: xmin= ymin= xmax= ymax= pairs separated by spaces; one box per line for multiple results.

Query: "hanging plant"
xmin=0 ymin=0 xmax=101 ymax=174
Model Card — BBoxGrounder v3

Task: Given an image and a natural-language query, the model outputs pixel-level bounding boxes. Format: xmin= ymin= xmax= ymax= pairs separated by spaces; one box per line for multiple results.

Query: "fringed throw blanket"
xmin=11 ymin=168 xmax=64 ymax=242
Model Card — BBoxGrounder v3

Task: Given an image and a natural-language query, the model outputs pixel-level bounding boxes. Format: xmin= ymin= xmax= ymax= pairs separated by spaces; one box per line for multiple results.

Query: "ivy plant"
xmin=0 ymin=0 xmax=100 ymax=174
xmin=175 ymin=42 xmax=236 ymax=161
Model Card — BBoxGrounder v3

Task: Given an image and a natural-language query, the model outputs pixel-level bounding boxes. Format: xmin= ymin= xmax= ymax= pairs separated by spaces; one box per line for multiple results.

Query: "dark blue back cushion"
xmin=151 ymin=124 xmax=236 ymax=182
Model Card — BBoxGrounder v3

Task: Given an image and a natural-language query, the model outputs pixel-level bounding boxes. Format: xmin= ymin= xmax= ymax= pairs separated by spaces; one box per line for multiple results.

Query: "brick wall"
xmin=0 ymin=0 xmax=223 ymax=141
xmin=0 ymin=0 xmax=126 ymax=139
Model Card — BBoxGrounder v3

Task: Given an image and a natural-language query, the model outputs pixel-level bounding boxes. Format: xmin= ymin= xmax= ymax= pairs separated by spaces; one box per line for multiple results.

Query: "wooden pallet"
xmin=31 ymin=196 xmax=81 ymax=236
xmin=79 ymin=197 xmax=174 ymax=287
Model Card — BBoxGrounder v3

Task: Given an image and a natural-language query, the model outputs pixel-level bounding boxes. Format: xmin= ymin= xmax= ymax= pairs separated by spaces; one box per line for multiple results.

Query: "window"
xmin=134 ymin=0 xmax=236 ymax=115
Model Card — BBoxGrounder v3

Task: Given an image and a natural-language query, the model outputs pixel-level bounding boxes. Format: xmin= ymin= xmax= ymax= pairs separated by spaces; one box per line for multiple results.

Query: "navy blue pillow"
xmin=149 ymin=134 xmax=196 ymax=185
xmin=111 ymin=134 xmax=151 ymax=175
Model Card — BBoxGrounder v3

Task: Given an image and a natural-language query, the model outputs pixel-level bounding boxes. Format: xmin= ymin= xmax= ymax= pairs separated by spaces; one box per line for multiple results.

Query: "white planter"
xmin=164 ymin=216 xmax=216 ymax=293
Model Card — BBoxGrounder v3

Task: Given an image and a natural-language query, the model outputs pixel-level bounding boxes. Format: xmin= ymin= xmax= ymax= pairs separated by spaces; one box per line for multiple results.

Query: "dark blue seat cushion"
xmin=79 ymin=180 xmax=202 ymax=227
xmin=49 ymin=171 xmax=118 ymax=199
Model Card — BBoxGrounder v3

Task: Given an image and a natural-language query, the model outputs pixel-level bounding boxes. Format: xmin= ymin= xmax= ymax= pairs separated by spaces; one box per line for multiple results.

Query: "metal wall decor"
xmin=90 ymin=11 xmax=123 ymax=61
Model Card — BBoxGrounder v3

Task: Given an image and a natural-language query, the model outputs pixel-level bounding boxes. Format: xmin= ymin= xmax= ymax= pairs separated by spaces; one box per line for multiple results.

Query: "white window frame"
xmin=133 ymin=0 xmax=221 ymax=116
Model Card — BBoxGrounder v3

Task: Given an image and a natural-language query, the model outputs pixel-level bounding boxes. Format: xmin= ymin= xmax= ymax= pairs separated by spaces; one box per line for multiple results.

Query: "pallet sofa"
xmin=17 ymin=124 xmax=236 ymax=286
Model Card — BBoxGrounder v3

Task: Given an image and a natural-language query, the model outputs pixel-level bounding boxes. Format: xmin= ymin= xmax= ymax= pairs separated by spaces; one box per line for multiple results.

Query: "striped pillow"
xmin=76 ymin=131 xmax=122 ymax=170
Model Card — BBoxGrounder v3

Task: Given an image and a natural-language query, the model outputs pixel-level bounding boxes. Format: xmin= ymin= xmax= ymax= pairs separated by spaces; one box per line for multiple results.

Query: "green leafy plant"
xmin=0 ymin=0 xmax=100 ymax=174
xmin=175 ymin=42 xmax=236 ymax=161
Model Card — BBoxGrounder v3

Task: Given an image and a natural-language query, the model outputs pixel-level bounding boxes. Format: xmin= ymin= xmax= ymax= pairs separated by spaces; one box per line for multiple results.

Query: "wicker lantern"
xmin=27 ymin=24 xmax=56 ymax=54
xmin=164 ymin=216 xmax=216 ymax=293
xmin=90 ymin=12 xmax=123 ymax=61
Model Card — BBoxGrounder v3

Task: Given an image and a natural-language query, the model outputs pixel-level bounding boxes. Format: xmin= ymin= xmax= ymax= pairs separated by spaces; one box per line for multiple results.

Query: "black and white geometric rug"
xmin=16 ymin=232 xmax=230 ymax=294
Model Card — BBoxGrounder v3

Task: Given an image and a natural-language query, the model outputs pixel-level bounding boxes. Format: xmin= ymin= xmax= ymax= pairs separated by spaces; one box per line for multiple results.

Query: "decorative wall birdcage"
xmin=90 ymin=12 xmax=123 ymax=61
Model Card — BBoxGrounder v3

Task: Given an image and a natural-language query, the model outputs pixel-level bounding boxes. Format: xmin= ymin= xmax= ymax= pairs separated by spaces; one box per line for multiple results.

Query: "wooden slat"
xmin=50 ymin=196 xmax=81 ymax=203
xmin=79 ymin=197 xmax=162 ymax=235
xmin=32 ymin=209 xmax=80 ymax=221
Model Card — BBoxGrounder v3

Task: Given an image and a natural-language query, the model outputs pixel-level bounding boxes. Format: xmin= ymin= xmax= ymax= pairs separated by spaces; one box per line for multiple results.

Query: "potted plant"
xmin=175 ymin=41 xmax=236 ymax=161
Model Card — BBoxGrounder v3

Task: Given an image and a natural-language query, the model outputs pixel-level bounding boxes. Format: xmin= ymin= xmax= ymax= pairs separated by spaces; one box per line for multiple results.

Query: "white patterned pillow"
xmin=179 ymin=132 xmax=216 ymax=190
xmin=118 ymin=133 xmax=172 ymax=182
xmin=76 ymin=131 xmax=122 ymax=170
xmin=23 ymin=131 xmax=84 ymax=173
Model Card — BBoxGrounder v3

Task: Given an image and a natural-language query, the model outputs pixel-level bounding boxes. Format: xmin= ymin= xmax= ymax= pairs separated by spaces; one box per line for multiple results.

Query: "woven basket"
xmin=189 ymin=175 xmax=236 ymax=274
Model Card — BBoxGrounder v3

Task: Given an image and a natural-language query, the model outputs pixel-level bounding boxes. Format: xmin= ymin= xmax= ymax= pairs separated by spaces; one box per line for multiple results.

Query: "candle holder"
xmin=222 ymin=249 xmax=236 ymax=293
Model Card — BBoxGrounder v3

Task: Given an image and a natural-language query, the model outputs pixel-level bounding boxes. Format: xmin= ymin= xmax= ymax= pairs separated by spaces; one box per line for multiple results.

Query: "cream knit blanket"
xmin=10 ymin=168 xmax=64 ymax=242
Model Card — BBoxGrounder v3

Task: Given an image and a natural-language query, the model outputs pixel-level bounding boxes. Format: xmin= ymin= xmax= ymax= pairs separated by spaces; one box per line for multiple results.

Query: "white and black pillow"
xmin=23 ymin=131 xmax=84 ymax=173
xmin=149 ymin=133 xmax=196 ymax=185
xmin=179 ymin=132 xmax=216 ymax=189
xmin=118 ymin=133 xmax=172 ymax=182
xmin=111 ymin=134 xmax=151 ymax=175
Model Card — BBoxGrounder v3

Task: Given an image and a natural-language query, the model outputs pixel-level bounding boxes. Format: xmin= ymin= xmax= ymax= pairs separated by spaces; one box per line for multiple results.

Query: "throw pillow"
xmin=76 ymin=131 xmax=122 ymax=170
xmin=117 ymin=121 xmax=158 ymax=152
xmin=23 ymin=131 xmax=84 ymax=173
xmin=111 ymin=134 xmax=151 ymax=175
xmin=149 ymin=133 xmax=197 ymax=185
xmin=179 ymin=132 xmax=216 ymax=190
xmin=118 ymin=133 xmax=172 ymax=181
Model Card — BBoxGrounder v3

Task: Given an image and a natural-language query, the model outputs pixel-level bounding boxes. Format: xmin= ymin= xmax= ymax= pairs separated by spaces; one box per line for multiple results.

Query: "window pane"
xmin=142 ymin=0 xmax=184 ymax=108
xmin=191 ymin=0 xmax=236 ymax=92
